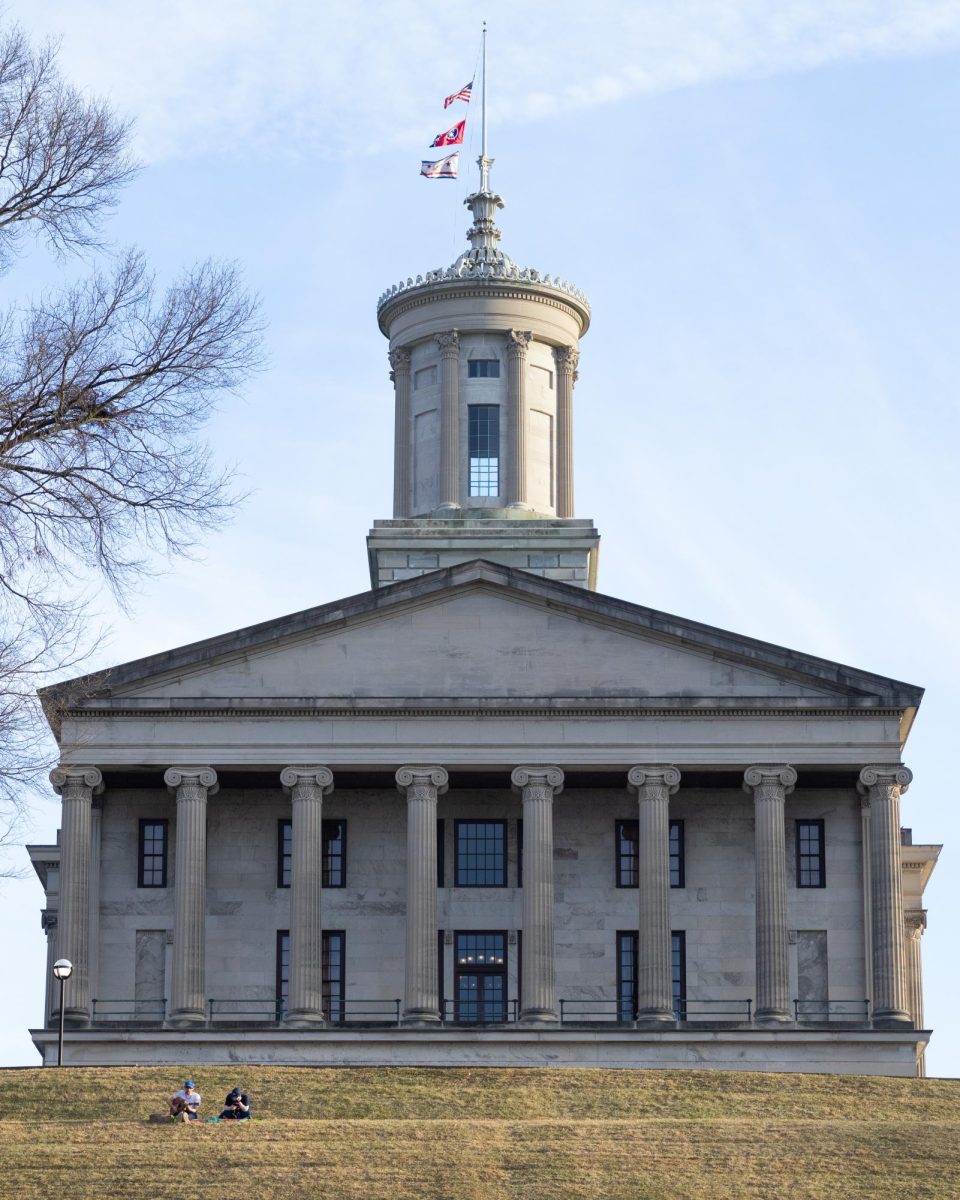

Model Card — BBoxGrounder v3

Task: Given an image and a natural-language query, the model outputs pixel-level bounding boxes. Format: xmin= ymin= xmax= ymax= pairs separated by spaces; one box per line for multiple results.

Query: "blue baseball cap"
xmin=183 ymin=1080 xmax=195 ymax=1088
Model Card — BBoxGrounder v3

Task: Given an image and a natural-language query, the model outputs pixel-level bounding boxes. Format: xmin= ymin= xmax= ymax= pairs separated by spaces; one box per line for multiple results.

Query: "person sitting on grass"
xmin=220 ymin=1087 xmax=251 ymax=1120
xmin=169 ymin=1080 xmax=202 ymax=1122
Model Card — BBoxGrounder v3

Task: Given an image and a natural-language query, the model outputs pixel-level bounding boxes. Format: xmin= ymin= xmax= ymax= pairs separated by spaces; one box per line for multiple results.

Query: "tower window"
xmin=468 ymin=359 xmax=500 ymax=378
xmin=468 ymin=405 xmax=499 ymax=497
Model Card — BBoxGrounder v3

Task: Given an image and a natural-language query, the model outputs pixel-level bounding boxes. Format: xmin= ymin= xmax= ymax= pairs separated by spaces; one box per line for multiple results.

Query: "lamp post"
xmin=52 ymin=959 xmax=73 ymax=1067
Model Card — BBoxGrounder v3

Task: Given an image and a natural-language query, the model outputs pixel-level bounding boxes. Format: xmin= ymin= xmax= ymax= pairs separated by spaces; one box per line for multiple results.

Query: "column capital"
xmin=396 ymin=765 xmax=449 ymax=794
xmin=511 ymin=765 xmax=564 ymax=794
xmin=904 ymin=910 xmax=927 ymax=937
xmin=628 ymin=765 xmax=681 ymax=795
xmin=506 ymin=328 xmax=532 ymax=353
xmin=743 ymin=764 xmax=797 ymax=795
xmin=280 ymin=766 xmax=334 ymax=795
xmin=554 ymin=344 xmax=580 ymax=373
xmin=435 ymin=330 xmax=459 ymax=353
xmin=858 ymin=764 xmax=912 ymax=795
xmin=388 ymin=346 xmax=412 ymax=374
xmin=50 ymin=766 xmax=104 ymax=797
xmin=164 ymin=767 xmax=219 ymax=795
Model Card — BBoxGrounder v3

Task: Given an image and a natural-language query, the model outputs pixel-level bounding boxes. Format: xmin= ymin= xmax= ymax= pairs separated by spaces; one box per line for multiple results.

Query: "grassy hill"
xmin=0 ymin=1066 xmax=957 ymax=1199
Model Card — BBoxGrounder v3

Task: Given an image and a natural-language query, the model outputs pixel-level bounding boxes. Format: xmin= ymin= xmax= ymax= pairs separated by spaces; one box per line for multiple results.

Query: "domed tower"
xmin=367 ymin=150 xmax=600 ymax=589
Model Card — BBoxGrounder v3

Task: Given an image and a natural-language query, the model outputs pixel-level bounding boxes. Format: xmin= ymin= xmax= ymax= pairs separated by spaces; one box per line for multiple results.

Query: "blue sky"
xmin=2 ymin=1 xmax=958 ymax=1074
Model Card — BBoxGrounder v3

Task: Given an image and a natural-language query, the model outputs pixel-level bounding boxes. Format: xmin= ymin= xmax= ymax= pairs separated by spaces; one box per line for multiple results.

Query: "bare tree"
xmin=0 ymin=24 xmax=262 ymax=861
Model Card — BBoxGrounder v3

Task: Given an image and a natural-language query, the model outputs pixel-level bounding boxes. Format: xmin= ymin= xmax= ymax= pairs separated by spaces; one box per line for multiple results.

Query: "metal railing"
xmin=207 ymin=997 xmax=403 ymax=1025
xmin=441 ymin=999 xmax=519 ymax=1025
xmin=91 ymin=998 xmax=166 ymax=1022
xmin=558 ymin=998 xmax=754 ymax=1024
xmin=794 ymin=998 xmax=871 ymax=1023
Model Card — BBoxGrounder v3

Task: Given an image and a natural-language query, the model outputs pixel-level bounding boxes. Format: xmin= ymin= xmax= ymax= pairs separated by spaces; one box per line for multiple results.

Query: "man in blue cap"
xmin=169 ymin=1080 xmax=202 ymax=1122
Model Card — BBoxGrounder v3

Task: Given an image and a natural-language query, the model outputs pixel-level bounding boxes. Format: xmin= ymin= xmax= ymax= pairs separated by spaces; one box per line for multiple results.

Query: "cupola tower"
xmin=368 ymin=136 xmax=600 ymax=589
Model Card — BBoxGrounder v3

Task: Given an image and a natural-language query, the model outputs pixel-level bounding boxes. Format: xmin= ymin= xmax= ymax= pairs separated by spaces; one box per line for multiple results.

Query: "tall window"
xmin=468 ymin=404 xmax=499 ymax=496
xmin=617 ymin=931 xmax=686 ymax=1020
xmin=454 ymin=931 xmax=507 ymax=1022
xmin=455 ymin=819 xmax=507 ymax=886
xmin=277 ymin=930 xmax=345 ymax=1022
xmin=277 ymin=818 xmax=347 ymax=888
xmin=138 ymin=819 xmax=168 ymax=888
xmin=615 ymin=819 xmax=684 ymax=887
xmin=468 ymin=359 xmax=500 ymax=378
xmin=437 ymin=818 xmax=445 ymax=888
xmin=796 ymin=819 xmax=825 ymax=888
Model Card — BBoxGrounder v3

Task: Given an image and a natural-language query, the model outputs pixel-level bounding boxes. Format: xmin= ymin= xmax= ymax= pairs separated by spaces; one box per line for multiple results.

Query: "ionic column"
xmin=554 ymin=345 xmax=579 ymax=518
xmin=743 ymin=765 xmax=796 ymax=1024
xmin=436 ymin=332 xmax=460 ymax=509
xmin=50 ymin=766 xmax=103 ymax=1025
xmin=389 ymin=347 xmax=412 ymax=517
xmin=512 ymin=766 xmax=564 ymax=1023
xmin=505 ymin=330 xmax=532 ymax=508
xmin=628 ymin=765 xmax=681 ymax=1024
xmin=164 ymin=767 xmax=218 ymax=1026
xmin=858 ymin=765 xmax=912 ymax=1026
xmin=903 ymin=912 xmax=926 ymax=1075
xmin=396 ymin=766 xmax=448 ymax=1023
xmin=281 ymin=766 xmax=334 ymax=1026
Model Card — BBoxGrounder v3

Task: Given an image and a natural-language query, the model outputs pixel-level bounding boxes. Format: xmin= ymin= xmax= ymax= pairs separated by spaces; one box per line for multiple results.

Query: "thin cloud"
xmin=6 ymin=2 xmax=960 ymax=161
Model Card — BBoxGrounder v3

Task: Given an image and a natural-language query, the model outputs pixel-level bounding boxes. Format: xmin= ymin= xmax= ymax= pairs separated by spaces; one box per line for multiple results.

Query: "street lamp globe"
xmin=53 ymin=959 xmax=73 ymax=981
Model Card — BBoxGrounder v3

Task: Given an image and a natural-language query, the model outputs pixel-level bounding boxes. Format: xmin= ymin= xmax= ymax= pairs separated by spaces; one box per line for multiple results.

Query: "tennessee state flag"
xmin=430 ymin=119 xmax=465 ymax=148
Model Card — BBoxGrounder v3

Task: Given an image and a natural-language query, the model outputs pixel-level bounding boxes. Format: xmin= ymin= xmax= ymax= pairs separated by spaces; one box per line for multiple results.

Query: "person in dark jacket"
xmin=220 ymin=1087 xmax=251 ymax=1119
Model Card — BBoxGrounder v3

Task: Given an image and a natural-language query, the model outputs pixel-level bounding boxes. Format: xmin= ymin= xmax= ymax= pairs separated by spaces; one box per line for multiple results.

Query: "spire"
xmin=456 ymin=23 xmax=514 ymax=271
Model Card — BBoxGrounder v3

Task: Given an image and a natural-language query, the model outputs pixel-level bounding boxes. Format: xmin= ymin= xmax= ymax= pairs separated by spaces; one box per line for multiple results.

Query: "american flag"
xmin=444 ymin=81 xmax=473 ymax=109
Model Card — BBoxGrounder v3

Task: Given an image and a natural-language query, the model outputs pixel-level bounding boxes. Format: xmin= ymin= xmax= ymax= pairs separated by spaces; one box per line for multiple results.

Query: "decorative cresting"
xmin=627 ymin=766 xmax=681 ymax=1024
xmin=511 ymin=766 xmax=565 ymax=1024
xmin=505 ymin=330 xmax=532 ymax=508
xmin=858 ymin=765 xmax=913 ymax=1027
xmin=280 ymin=767 xmax=335 ymax=1026
xmin=164 ymin=767 xmax=219 ymax=1027
xmin=388 ymin=348 xmax=412 ymax=518
xmin=49 ymin=766 xmax=104 ymax=1024
xmin=436 ymin=331 xmax=461 ymax=509
xmin=396 ymin=766 xmax=449 ymax=1023
xmin=553 ymin=346 xmax=579 ymax=519
xmin=743 ymin=765 xmax=797 ymax=1024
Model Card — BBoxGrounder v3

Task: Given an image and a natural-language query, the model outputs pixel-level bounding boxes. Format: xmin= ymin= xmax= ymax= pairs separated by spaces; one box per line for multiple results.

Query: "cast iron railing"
xmin=440 ymin=998 xmax=519 ymax=1024
xmin=207 ymin=997 xmax=402 ymax=1025
xmin=794 ymin=998 xmax=871 ymax=1022
xmin=558 ymin=998 xmax=754 ymax=1023
xmin=91 ymin=998 xmax=167 ymax=1021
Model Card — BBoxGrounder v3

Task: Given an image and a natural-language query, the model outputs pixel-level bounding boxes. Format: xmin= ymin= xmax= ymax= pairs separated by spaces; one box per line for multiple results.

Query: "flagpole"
xmin=480 ymin=21 xmax=489 ymax=192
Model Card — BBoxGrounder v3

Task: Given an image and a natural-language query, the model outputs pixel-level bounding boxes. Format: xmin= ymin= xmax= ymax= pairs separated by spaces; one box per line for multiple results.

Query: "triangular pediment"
xmin=43 ymin=561 xmax=922 ymax=721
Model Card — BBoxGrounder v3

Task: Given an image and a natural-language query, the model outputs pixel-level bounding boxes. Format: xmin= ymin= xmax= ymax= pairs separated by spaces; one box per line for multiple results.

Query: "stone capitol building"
xmin=28 ymin=155 xmax=940 ymax=1075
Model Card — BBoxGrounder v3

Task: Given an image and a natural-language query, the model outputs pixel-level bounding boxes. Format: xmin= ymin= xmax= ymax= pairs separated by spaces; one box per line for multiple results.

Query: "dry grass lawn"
xmin=0 ymin=1066 xmax=957 ymax=1199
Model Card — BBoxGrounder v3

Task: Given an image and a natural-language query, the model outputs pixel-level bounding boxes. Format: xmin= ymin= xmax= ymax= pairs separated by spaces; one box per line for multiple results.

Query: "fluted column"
xmin=744 ymin=765 xmax=796 ymax=1023
xmin=164 ymin=767 xmax=218 ymax=1026
xmin=389 ymin=347 xmax=412 ymax=517
xmin=50 ymin=766 xmax=103 ymax=1025
xmin=904 ymin=912 xmax=926 ymax=1075
xmin=281 ymin=766 xmax=334 ymax=1026
xmin=858 ymin=765 xmax=912 ymax=1026
xmin=505 ymin=330 xmax=532 ymax=508
xmin=628 ymin=765 xmax=681 ymax=1024
xmin=396 ymin=766 xmax=448 ymax=1023
xmin=554 ymin=345 xmax=579 ymax=518
xmin=512 ymin=766 xmax=564 ymax=1023
xmin=436 ymin=332 xmax=460 ymax=509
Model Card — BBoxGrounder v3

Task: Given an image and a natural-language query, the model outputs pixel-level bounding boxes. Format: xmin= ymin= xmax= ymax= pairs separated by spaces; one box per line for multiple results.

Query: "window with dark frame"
xmin=617 ymin=930 xmax=686 ymax=1020
xmin=138 ymin=819 xmax=168 ymax=888
xmin=277 ymin=818 xmax=347 ymax=888
xmin=517 ymin=818 xmax=523 ymax=888
xmin=438 ymin=929 xmax=446 ymax=1016
xmin=276 ymin=930 xmax=345 ymax=1023
xmin=468 ymin=359 xmax=500 ymax=378
xmin=454 ymin=931 xmax=507 ymax=1022
xmin=615 ymin=819 xmax=685 ymax=887
xmin=796 ymin=819 xmax=825 ymax=888
xmin=437 ymin=818 xmax=445 ymax=888
xmin=468 ymin=404 xmax=500 ymax=496
xmin=454 ymin=819 xmax=507 ymax=886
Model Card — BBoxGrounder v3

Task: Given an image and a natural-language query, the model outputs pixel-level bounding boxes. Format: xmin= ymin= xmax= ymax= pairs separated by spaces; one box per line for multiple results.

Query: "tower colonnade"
xmin=47 ymin=761 xmax=915 ymax=1031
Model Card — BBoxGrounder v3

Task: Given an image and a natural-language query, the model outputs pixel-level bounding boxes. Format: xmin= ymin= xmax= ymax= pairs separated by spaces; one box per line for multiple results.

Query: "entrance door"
xmin=454 ymin=931 xmax=507 ymax=1023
